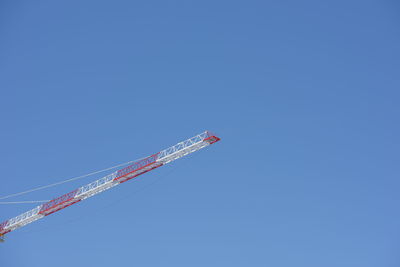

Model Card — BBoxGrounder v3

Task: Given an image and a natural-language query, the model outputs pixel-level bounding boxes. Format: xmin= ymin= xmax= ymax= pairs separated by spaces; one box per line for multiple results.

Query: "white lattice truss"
xmin=0 ymin=131 xmax=220 ymax=236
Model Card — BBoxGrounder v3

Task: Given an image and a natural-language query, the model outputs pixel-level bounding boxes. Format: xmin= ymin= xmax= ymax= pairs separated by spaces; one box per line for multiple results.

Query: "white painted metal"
xmin=75 ymin=172 xmax=118 ymax=200
xmin=0 ymin=131 xmax=217 ymax=235
xmin=1 ymin=206 xmax=43 ymax=233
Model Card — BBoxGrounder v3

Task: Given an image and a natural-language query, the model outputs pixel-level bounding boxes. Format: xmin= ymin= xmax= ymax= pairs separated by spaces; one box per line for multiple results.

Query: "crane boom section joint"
xmin=0 ymin=131 xmax=220 ymax=236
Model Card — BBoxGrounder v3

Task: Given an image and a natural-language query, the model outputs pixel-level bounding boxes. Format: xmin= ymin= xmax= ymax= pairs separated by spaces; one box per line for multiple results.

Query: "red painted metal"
xmin=39 ymin=189 xmax=78 ymax=214
xmin=1 ymin=229 xmax=10 ymax=235
xmin=0 ymin=220 xmax=8 ymax=233
xmin=119 ymin=164 xmax=162 ymax=183
xmin=0 ymin=131 xmax=221 ymax=236
xmin=204 ymin=135 xmax=221 ymax=144
xmin=43 ymin=199 xmax=81 ymax=216
xmin=114 ymin=153 xmax=159 ymax=182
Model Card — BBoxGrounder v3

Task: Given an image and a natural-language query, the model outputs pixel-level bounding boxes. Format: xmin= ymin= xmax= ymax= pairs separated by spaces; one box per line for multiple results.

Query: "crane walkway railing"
xmin=0 ymin=131 xmax=220 ymax=236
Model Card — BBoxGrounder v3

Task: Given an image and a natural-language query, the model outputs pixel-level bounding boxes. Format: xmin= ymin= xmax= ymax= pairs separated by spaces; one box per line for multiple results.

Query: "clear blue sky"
xmin=1 ymin=1 xmax=399 ymax=266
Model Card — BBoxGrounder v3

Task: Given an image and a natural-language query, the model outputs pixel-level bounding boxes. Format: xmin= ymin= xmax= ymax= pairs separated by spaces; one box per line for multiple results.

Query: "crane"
xmin=0 ymin=131 xmax=220 ymax=240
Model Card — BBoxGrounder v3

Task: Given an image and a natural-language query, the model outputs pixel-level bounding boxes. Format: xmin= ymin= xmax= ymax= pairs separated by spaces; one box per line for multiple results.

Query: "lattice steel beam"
xmin=0 ymin=131 xmax=220 ymax=236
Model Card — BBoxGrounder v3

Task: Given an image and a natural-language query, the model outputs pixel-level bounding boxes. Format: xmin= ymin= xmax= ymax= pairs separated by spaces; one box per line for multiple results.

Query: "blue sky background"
xmin=1 ymin=1 xmax=400 ymax=266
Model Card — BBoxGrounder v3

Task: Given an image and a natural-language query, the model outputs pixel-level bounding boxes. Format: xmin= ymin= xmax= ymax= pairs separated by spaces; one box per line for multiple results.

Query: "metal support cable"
xmin=0 ymin=200 xmax=49 ymax=204
xmin=0 ymin=158 xmax=145 ymax=201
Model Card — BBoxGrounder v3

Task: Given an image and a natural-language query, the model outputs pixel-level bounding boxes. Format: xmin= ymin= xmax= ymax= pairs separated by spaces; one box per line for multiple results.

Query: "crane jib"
xmin=0 ymin=131 xmax=221 ymax=236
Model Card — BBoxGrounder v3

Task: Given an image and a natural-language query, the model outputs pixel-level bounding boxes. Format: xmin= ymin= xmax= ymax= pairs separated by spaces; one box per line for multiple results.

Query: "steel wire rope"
xmin=1 ymin=147 xmax=214 ymax=238
xmin=15 ymin=162 xmax=184 ymax=238
xmin=0 ymin=200 xmax=50 ymax=204
xmin=0 ymin=156 xmax=147 ymax=202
